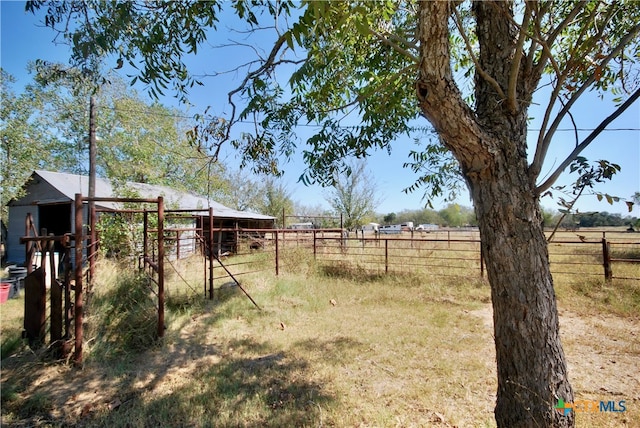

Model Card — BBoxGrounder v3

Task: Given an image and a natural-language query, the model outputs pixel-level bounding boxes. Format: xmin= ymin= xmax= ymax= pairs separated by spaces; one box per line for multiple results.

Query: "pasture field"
xmin=1 ymin=235 xmax=639 ymax=427
xmin=308 ymin=227 xmax=640 ymax=284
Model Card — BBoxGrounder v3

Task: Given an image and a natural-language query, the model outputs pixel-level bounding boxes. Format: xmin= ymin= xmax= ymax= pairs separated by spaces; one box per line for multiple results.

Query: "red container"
xmin=0 ymin=283 xmax=10 ymax=304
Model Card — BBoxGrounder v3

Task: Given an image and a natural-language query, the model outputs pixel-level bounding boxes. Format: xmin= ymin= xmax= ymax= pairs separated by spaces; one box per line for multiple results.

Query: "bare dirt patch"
xmin=469 ymin=304 xmax=640 ymax=426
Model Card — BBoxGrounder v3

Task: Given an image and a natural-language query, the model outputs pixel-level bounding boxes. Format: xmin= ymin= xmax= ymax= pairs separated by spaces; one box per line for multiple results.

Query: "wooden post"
xmin=88 ymin=96 xmax=97 ymax=289
xmin=23 ymin=267 xmax=45 ymax=346
xmin=142 ymin=210 xmax=148 ymax=271
xmin=480 ymin=244 xmax=485 ymax=278
xmin=74 ymin=193 xmax=84 ymax=365
xmin=602 ymin=238 xmax=612 ymax=281
xmin=25 ymin=213 xmax=36 ymax=274
xmin=234 ymin=221 xmax=239 ymax=254
xmin=157 ymin=197 xmax=165 ymax=338
xmin=175 ymin=230 xmax=180 ymax=260
xmin=217 ymin=221 xmax=223 ymax=256
xmin=88 ymin=203 xmax=96 ymax=287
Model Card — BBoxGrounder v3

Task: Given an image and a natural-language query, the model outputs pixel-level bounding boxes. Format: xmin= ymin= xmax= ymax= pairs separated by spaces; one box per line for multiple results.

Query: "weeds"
xmin=84 ymin=263 xmax=158 ymax=361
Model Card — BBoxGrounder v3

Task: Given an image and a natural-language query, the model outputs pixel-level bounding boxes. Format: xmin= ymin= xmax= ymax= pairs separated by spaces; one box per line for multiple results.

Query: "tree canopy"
xmin=0 ymin=69 xmax=228 ymax=212
xmin=24 ymin=1 xmax=639 ymax=198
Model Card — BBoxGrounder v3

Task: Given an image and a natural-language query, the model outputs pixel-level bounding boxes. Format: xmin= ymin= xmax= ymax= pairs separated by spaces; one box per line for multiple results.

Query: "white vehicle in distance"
xmin=379 ymin=222 xmax=414 ymax=234
xmin=415 ymin=223 xmax=439 ymax=232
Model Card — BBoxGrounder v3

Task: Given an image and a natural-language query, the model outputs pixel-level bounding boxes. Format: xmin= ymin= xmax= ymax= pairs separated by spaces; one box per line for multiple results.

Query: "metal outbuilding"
xmin=4 ymin=170 xmax=276 ymax=265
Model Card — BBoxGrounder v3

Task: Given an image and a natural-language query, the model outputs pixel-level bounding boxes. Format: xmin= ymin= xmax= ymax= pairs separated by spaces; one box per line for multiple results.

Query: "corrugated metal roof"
xmin=32 ymin=170 xmax=275 ymax=220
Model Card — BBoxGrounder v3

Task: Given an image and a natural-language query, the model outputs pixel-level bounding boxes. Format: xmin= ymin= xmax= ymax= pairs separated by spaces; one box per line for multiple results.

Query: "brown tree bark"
xmin=416 ymin=2 xmax=574 ymax=426
xmin=468 ymin=149 xmax=575 ymax=428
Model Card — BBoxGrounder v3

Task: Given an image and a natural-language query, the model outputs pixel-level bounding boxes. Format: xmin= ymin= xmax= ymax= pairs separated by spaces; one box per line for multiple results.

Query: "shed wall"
xmin=6 ymin=200 xmax=87 ymax=266
xmin=6 ymin=205 xmax=34 ymax=265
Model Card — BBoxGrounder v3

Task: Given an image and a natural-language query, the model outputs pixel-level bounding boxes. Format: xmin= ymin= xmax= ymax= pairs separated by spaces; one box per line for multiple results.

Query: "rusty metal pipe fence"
xmin=19 ymin=222 xmax=639 ymax=368
xmin=177 ymin=228 xmax=639 ymax=282
xmin=272 ymin=229 xmax=640 ymax=282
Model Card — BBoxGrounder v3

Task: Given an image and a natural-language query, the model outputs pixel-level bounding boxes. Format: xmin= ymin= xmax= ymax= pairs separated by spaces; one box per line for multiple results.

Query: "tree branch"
xmin=452 ymin=6 xmax=506 ymax=102
xmin=224 ymin=32 xmax=289 ymax=147
xmin=507 ymin=2 xmax=532 ymax=113
xmin=367 ymin=27 xmax=419 ymax=63
xmin=533 ymin=1 xmax=587 ymax=75
xmin=530 ymin=21 xmax=640 ymax=180
xmin=416 ymin=1 xmax=488 ymax=170
xmin=547 ymin=184 xmax=586 ymax=243
xmin=536 ymin=86 xmax=640 ymax=194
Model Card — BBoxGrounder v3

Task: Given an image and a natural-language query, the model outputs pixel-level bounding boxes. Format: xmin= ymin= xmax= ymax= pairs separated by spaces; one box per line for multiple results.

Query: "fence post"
xmin=49 ymin=236 xmax=63 ymax=349
xmin=480 ymin=244 xmax=484 ymax=278
xmin=74 ymin=193 xmax=84 ymax=365
xmin=157 ymin=196 xmax=165 ymax=338
xmin=602 ymin=238 xmax=612 ymax=281
xmin=89 ymin=195 xmax=96 ymax=287
xmin=385 ymin=239 xmax=389 ymax=274
xmin=313 ymin=229 xmax=317 ymax=260
xmin=275 ymin=230 xmax=279 ymax=276
xmin=175 ymin=230 xmax=181 ymax=260
xmin=208 ymin=208 xmax=214 ymax=299
xmin=143 ymin=210 xmax=148 ymax=270
xmin=63 ymin=235 xmax=72 ymax=342
xmin=234 ymin=222 xmax=239 ymax=254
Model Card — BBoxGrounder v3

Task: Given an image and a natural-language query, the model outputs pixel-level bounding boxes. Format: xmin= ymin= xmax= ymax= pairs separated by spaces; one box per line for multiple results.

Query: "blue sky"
xmin=2 ymin=1 xmax=638 ymax=216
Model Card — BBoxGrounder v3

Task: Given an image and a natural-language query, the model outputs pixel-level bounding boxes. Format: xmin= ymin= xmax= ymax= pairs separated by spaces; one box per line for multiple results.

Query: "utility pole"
xmin=89 ymin=95 xmax=96 ymax=200
xmin=88 ymin=95 xmax=97 ymax=284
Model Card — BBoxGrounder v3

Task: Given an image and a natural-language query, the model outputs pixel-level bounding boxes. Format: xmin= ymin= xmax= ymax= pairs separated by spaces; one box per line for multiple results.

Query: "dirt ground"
xmin=470 ymin=305 xmax=639 ymax=426
xmin=470 ymin=305 xmax=640 ymax=398
xmin=2 ymin=304 xmax=638 ymax=426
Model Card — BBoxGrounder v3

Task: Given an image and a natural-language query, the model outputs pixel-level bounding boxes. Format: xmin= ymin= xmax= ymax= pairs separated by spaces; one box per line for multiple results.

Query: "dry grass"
xmin=1 ymin=236 xmax=639 ymax=427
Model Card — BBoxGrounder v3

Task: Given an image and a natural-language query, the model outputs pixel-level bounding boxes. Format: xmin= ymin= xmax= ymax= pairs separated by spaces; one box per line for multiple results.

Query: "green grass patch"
xmin=1 ymin=294 xmax=25 ymax=359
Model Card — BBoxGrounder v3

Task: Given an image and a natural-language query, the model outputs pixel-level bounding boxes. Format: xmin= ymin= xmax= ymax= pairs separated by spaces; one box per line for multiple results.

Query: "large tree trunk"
xmin=468 ymin=150 xmax=575 ymax=427
xmin=416 ymin=2 xmax=575 ymax=426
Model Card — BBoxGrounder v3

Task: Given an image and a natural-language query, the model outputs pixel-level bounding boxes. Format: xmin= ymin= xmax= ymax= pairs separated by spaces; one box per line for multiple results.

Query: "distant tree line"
xmin=379 ymin=204 xmax=476 ymax=228
xmin=558 ymin=211 xmax=638 ymax=229
xmin=378 ymin=204 xmax=638 ymax=229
